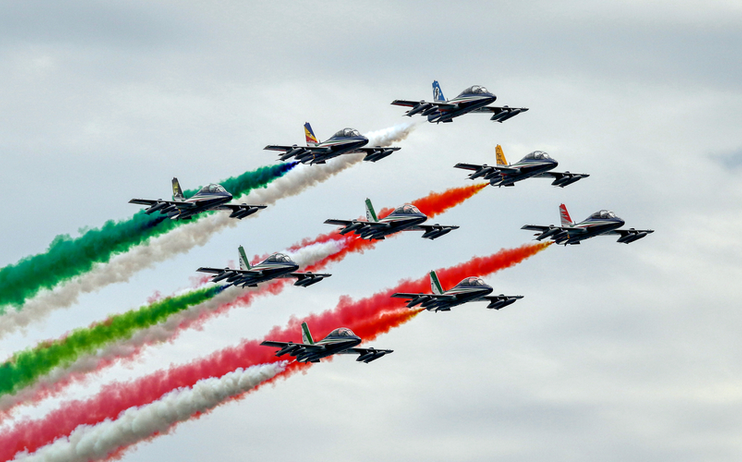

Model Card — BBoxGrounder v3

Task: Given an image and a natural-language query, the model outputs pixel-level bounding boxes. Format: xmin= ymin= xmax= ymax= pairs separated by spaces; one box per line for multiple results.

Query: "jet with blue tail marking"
xmin=261 ymin=322 xmax=393 ymax=363
xmin=392 ymin=270 xmax=523 ymax=312
xmin=324 ymin=198 xmax=459 ymax=241
xmin=197 ymin=246 xmax=331 ymax=288
xmin=391 ymin=81 xmax=528 ymax=124
xmin=130 ymin=178 xmax=266 ymax=220
xmin=522 ymin=204 xmax=654 ymax=245
xmin=455 ymin=145 xmax=589 ymax=188
xmin=264 ymin=122 xmax=401 ymax=165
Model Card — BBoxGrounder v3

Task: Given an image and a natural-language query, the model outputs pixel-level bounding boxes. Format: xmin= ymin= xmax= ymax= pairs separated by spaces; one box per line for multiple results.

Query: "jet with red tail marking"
xmin=455 ymin=145 xmax=589 ymax=188
xmin=324 ymin=198 xmax=459 ymax=241
xmin=261 ymin=322 xmax=393 ymax=363
xmin=197 ymin=246 xmax=330 ymax=288
xmin=129 ymin=178 xmax=266 ymax=220
xmin=392 ymin=270 xmax=523 ymax=312
xmin=522 ymin=204 xmax=654 ymax=245
xmin=391 ymin=81 xmax=528 ymax=124
xmin=264 ymin=122 xmax=401 ymax=165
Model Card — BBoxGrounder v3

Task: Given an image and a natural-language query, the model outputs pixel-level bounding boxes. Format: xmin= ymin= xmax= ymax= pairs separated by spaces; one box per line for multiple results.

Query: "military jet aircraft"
xmin=197 ymin=246 xmax=331 ymax=288
xmin=325 ymin=198 xmax=459 ymax=240
xmin=261 ymin=322 xmax=393 ymax=363
xmin=455 ymin=145 xmax=590 ymax=188
xmin=130 ymin=178 xmax=266 ymax=220
xmin=522 ymin=204 xmax=654 ymax=245
xmin=264 ymin=122 xmax=401 ymax=165
xmin=391 ymin=80 xmax=528 ymax=124
xmin=392 ymin=270 xmax=523 ymax=312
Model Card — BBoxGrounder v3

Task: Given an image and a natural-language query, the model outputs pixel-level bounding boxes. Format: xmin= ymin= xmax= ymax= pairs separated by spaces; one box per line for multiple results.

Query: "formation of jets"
xmin=197 ymin=246 xmax=331 ymax=288
xmin=325 ymin=198 xmax=459 ymax=241
xmin=522 ymin=204 xmax=654 ymax=245
xmin=455 ymin=145 xmax=590 ymax=188
xmin=126 ymin=79 xmax=653 ymax=365
xmin=264 ymin=122 xmax=401 ymax=165
xmin=392 ymin=271 xmax=523 ymax=312
xmin=130 ymin=178 xmax=266 ymax=220
xmin=261 ymin=322 xmax=393 ymax=363
xmin=392 ymin=81 xmax=529 ymax=124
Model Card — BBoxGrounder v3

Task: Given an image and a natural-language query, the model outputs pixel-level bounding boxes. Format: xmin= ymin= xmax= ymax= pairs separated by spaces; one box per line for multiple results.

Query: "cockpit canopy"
xmin=266 ymin=253 xmax=293 ymax=263
xmin=458 ymin=277 xmax=487 ymax=287
xmin=523 ymin=151 xmax=552 ymax=161
xmin=393 ymin=204 xmax=421 ymax=215
xmin=333 ymin=128 xmax=362 ymax=138
xmin=199 ymin=184 xmax=228 ymax=194
xmin=590 ymin=210 xmax=617 ymax=220
xmin=327 ymin=327 xmax=357 ymax=339
xmin=459 ymin=85 xmax=490 ymax=97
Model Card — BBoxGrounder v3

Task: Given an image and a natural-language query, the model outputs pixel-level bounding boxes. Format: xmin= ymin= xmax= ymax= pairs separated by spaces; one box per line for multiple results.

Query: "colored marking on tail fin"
xmin=432 ymin=80 xmax=445 ymax=102
xmin=238 ymin=246 xmax=251 ymax=270
xmin=301 ymin=322 xmax=314 ymax=345
xmin=495 ymin=145 xmax=508 ymax=166
xmin=304 ymin=122 xmax=319 ymax=146
xmin=429 ymin=270 xmax=444 ymax=295
xmin=172 ymin=178 xmax=185 ymax=201
xmin=559 ymin=204 xmax=573 ymax=226
xmin=365 ymin=198 xmax=379 ymax=223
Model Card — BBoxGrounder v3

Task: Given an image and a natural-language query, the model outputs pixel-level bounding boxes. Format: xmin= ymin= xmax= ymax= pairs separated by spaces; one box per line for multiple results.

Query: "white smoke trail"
xmin=12 ymin=362 xmax=285 ymax=462
xmin=1 ymin=121 xmax=418 ymax=339
xmin=0 ymin=240 xmax=341 ymax=418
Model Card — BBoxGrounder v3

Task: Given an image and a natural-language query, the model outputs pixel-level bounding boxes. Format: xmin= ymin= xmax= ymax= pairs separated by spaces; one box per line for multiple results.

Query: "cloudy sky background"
xmin=1 ymin=1 xmax=741 ymax=461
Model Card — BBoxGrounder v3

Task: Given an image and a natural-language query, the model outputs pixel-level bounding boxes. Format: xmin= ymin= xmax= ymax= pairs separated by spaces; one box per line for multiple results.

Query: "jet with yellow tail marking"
xmin=129 ymin=177 xmax=266 ymax=220
xmin=455 ymin=145 xmax=589 ymax=188
xmin=264 ymin=122 xmax=401 ymax=165
xmin=392 ymin=270 xmax=523 ymax=312
xmin=261 ymin=322 xmax=393 ymax=363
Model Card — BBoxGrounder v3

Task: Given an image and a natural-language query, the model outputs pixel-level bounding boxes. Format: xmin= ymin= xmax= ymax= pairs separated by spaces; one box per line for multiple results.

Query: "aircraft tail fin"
xmin=429 ymin=270 xmax=444 ymax=295
xmin=304 ymin=122 xmax=319 ymax=146
xmin=301 ymin=322 xmax=315 ymax=345
xmin=432 ymin=80 xmax=446 ymax=102
xmin=365 ymin=198 xmax=379 ymax=223
xmin=559 ymin=204 xmax=574 ymax=226
xmin=172 ymin=178 xmax=185 ymax=201
xmin=495 ymin=145 xmax=508 ymax=166
xmin=238 ymin=245 xmax=251 ymax=270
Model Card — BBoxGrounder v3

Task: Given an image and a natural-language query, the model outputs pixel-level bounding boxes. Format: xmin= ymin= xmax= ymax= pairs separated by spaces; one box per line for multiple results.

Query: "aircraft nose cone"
xmin=616 ymin=217 xmax=626 ymax=226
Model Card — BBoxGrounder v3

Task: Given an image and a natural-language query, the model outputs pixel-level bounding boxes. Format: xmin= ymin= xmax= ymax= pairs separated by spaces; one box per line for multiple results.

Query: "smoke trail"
xmin=12 ymin=363 xmax=285 ymax=462
xmin=0 ymin=163 xmax=295 ymax=312
xmin=0 ymin=183 xmax=481 ymax=418
xmin=0 ymin=243 xmax=548 ymax=461
xmin=0 ymin=122 xmax=417 ymax=338
xmin=0 ymin=286 xmax=226 ymax=398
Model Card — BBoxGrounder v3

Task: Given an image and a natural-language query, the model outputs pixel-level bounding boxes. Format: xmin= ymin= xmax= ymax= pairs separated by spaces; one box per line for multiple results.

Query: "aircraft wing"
xmin=129 ymin=198 xmax=197 ymax=210
xmin=454 ymin=162 xmax=520 ymax=177
xmin=341 ymin=347 xmax=394 ymax=363
xmin=214 ymin=203 xmax=267 ymax=219
xmin=482 ymin=294 xmax=524 ymax=310
xmin=264 ymin=144 xmax=333 ymax=163
xmin=355 ymin=146 xmax=401 ymax=162
xmin=606 ymin=228 xmax=655 ymax=244
xmin=286 ymin=271 xmax=332 ymax=287
xmin=392 ymin=292 xmax=457 ymax=310
xmin=391 ymin=99 xmax=457 ymax=110
xmin=409 ymin=224 xmax=460 ymax=240
xmin=533 ymin=171 xmax=590 ymax=187
xmin=470 ymin=106 xmax=529 ymax=122
xmin=261 ymin=341 xmax=325 ymax=362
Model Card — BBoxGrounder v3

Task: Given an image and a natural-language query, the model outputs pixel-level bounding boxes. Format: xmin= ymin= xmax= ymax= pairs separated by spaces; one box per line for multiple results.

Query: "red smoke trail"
xmin=0 ymin=242 xmax=548 ymax=461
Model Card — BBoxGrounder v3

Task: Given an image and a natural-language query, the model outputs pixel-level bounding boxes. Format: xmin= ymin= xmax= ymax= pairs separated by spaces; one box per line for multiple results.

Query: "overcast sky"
xmin=1 ymin=1 xmax=742 ymax=461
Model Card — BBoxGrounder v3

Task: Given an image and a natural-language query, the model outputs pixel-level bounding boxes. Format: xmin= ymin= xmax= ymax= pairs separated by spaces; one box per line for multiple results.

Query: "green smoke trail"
xmin=0 ymin=285 xmax=224 ymax=397
xmin=0 ymin=163 xmax=295 ymax=311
